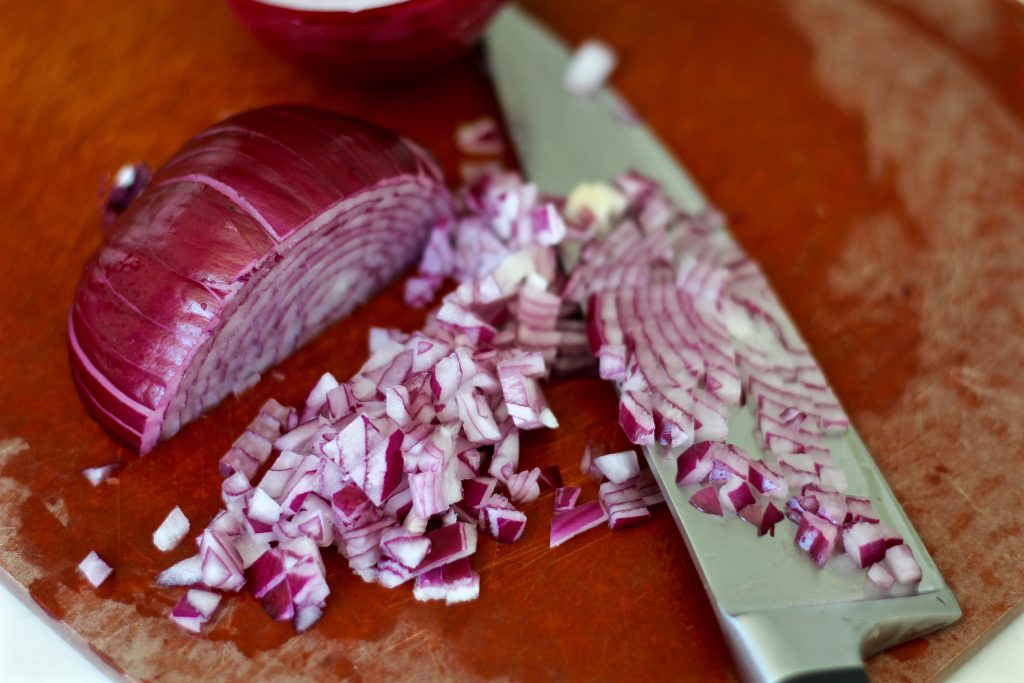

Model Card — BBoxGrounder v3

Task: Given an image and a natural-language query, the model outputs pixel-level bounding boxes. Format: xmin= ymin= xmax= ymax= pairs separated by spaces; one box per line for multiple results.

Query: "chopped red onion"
xmin=718 ymin=477 xmax=756 ymax=514
xmin=883 ymin=544 xmax=922 ymax=584
xmin=461 ymin=477 xmax=497 ymax=509
xmin=199 ymin=514 xmax=245 ymax=592
xmin=78 ymin=551 xmax=113 ymax=588
xmin=505 ymin=467 xmax=542 ymax=504
xmin=153 ymin=506 xmax=191 ymax=552
xmin=170 ymin=589 xmax=222 ymax=634
xmin=675 ymin=442 xmax=715 ymax=486
xmin=455 ymin=117 xmax=505 ymax=156
xmin=607 ymin=499 xmax=651 ymax=530
xmin=82 ymin=463 xmax=120 ymax=487
xmin=592 ymin=450 xmax=640 ymax=485
xmin=842 ymin=522 xmax=889 ymax=568
xmin=380 ymin=526 xmax=431 ymax=568
xmin=479 ymin=494 xmax=527 ymax=544
xmin=598 ymin=480 xmax=643 ymax=507
xmin=867 ymin=563 xmax=896 ymax=590
xmin=550 ymin=500 xmax=608 ymax=548
xmin=155 ymin=554 xmax=203 ymax=588
xmin=795 ymin=512 xmax=838 ymax=568
xmin=413 ymin=557 xmax=480 ymax=604
xmin=688 ymin=486 xmax=723 ymax=516
xmin=553 ymin=486 xmax=581 ymax=514
xmin=564 ymin=39 xmax=618 ymax=98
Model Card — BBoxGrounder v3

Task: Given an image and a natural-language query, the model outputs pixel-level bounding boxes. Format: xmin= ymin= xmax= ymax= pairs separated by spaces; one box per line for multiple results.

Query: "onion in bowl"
xmin=225 ymin=0 xmax=506 ymax=82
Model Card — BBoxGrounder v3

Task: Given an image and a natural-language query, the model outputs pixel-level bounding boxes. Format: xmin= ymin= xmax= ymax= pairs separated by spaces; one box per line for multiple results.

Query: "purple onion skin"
xmin=69 ymin=105 xmax=452 ymax=453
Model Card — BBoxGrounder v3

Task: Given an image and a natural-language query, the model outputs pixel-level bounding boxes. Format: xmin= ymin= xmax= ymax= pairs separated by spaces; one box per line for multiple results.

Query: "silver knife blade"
xmin=486 ymin=6 xmax=960 ymax=682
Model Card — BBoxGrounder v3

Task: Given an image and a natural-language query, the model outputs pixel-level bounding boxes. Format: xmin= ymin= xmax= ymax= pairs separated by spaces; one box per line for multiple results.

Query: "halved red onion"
xmin=70 ymin=105 xmax=451 ymax=453
xmin=153 ymin=506 xmax=191 ymax=552
xmin=78 ymin=551 xmax=113 ymax=588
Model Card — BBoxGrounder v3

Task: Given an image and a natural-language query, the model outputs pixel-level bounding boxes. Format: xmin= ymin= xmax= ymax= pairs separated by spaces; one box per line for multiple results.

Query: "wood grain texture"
xmin=1 ymin=0 xmax=1023 ymax=681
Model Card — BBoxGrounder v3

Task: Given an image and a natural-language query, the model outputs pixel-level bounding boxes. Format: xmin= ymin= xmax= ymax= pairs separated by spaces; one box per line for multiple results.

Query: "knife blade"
xmin=486 ymin=6 xmax=960 ymax=682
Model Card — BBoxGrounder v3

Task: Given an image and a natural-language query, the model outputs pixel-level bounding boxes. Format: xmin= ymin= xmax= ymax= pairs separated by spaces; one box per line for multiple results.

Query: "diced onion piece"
xmin=883 ymin=544 xmax=922 ymax=584
xmin=155 ymin=554 xmax=203 ymax=587
xmin=564 ymin=39 xmax=618 ymax=97
xmin=78 ymin=551 xmax=113 ymax=588
xmin=592 ymin=450 xmax=640 ymax=484
xmin=550 ymin=500 xmax=608 ymax=548
xmin=455 ymin=117 xmax=504 ymax=156
xmin=153 ymin=506 xmax=191 ymax=552
xmin=688 ymin=486 xmax=722 ymax=516
xmin=82 ymin=463 xmax=119 ymax=487
xmin=553 ymin=486 xmax=581 ymax=514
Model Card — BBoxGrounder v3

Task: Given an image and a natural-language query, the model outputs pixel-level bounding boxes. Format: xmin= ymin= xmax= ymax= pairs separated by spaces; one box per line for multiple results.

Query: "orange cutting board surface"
xmin=2 ymin=0 xmax=1024 ymax=681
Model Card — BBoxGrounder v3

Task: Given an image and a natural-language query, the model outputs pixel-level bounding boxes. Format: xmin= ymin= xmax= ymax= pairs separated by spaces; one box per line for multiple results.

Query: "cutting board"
xmin=2 ymin=0 xmax=1023 ymax=680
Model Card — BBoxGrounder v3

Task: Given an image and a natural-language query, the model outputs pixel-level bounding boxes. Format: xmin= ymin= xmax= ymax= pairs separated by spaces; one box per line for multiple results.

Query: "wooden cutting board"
xmin=2 ymin=0 xmax=1023 ymax=680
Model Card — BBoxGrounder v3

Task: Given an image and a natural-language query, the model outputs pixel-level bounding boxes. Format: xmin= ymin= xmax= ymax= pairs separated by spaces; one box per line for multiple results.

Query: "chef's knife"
xmin=486 ymin=6 xmax=960 ymax=682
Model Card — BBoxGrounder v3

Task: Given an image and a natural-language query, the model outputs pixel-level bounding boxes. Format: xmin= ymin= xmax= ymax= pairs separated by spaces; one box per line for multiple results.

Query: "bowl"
xmin=225 ymin=0 xmax=506 ymax=82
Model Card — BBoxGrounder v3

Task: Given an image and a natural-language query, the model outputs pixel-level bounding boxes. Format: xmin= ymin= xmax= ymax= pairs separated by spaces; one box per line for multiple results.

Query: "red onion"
xmin=549 ymin=500 xmax=608 ymax=548
xmin=717 ymin=477 xmax=756 ymax=514
xmin=78 ymin=551 xmax=113 ymax=588
xmin=155 ymin=554 xmax=203 ymax=588
xmin=70 ymin=105 xmax=451 ymax=453
xmin=795 ymin=512 xmax=839 ymax=568
xmin=455 ymin=117 xmax=505 ymax=156
xmin=82 ymin=462 xmax=120 ymax=487
xmin=867 ymin=562 xmax=896 ymax=590
xmin=688 ymin=486 xmax=723 ymax=516
xmin=225 ymin=0 xmax=505 ymax=82
xmin=553 ymin=487 xmax=581 ymax=514
xmin=170 ymin=589 xmax=222 ymax=633
xmin=592 ymin=450 xmax=640 ymax=485
xmin=883 ymin=545 xmax=922 ymax=584
xmin=153 ymin=506 xmax=191 ymax=552
xmin=564 ymin=39 xmax=618 ymax=98
xmin=413 ymin=557 xmax=480 ymax=604
xmin=479 ymin=494 xmax=528 ymax=544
